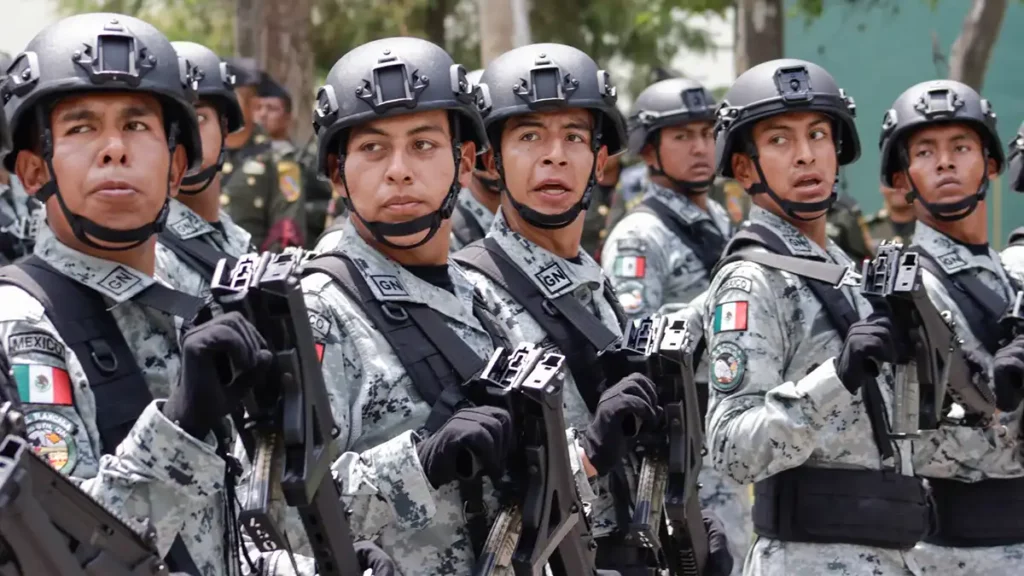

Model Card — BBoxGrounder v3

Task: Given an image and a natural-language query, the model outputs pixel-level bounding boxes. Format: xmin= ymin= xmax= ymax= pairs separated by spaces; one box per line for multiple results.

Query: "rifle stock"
xmin=467 ymin=344 xmax=598 ymax=576
xmin=860 ymin=241 xmax=996 ymax=436
xmin=208 ymin=250 xmax=363 ymax=576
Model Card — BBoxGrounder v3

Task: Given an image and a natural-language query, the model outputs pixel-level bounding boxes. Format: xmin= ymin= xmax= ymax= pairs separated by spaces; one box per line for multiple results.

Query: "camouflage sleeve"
xmin=702 ymin=261 xmax=854 ymax=485
xmin=1001 ymin=245 xmax=1024 ymax=278
xmin=0 ymin=285 xmax=226 ymax=558
xmin=302 ymin=277 xmax=439 ymax=539
xmin=601 ymin=215 xmax=666 ymax=320
xmin=910 ymin=270 xmax=1024 ymax=481
xmin=264 ymin=160 xmax=307 ymax=251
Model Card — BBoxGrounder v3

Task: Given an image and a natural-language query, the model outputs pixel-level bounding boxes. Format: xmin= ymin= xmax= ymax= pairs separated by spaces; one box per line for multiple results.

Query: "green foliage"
xmin=58 ymin=0 xmax=235 ymax=54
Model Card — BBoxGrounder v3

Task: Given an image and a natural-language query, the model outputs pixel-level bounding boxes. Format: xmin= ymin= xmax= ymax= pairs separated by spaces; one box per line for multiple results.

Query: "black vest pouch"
xmin=753 ymin=467 xmax=932 ymax=550
xmin=925 ymin=477 xmax=1024 ymax=547
xmin=634 ymin=197 xmax=726 ymax=274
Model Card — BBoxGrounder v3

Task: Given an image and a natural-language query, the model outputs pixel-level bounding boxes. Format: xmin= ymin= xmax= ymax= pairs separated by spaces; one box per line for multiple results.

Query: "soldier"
xmin=0 ymin=51 xmax=41 ymax=264
xmin=602 ymin=77 xmax=732 ymax=319
xmin=255 ymin=73 xmax=333 ymax=247
xmin=448 ymin=70 xmax=500 ymax=253
xmin=288 ymin=38 xmax=525 ymax=575
xmin=705 ymin=59 xmax=931 ymax=574
xmin=220 ymin=58 xmax=305 ymax=251
xmin=825 ymin=191 xmax=874 ymax=261
xmin=0 ymin=13 xmax=274 ymax=575
xmin=156 ymin=41 xmax=253 ymax=298
xmin=581 ymin=150 xmax=621 ymax=260
xmin=1000 ymin=122 xmax=1024 ymax=273
xmin=879 ymin=80 xmax=1024 ymax=576
xmin=455 ymin=43 xmax=733 ymax=576
xmin=866 ymin=183 xmax=917 ymax=250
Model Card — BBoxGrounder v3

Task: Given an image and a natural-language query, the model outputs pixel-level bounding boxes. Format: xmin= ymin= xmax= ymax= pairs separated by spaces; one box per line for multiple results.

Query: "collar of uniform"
xmin=165 ymin=198 xmax=217 ymax=240
xmin=33 ymin=224 xmax=156 ymax=303
xmin=645 ymin=180 xmax=711 ymax=225
xmin=749 ymin=204 xmax=832 ymax=260
xmin=217 ymin=209 xmax=254 ymax=255
xmin=457 ymin=188 xmax=496 ymax=233
xmin=912 ymin=222 xmax=1004 ymax=277
xmin=488 ymin=208 xmax=604 ymax=299
xmin=335 ymin=220 xmax=483 ymax=324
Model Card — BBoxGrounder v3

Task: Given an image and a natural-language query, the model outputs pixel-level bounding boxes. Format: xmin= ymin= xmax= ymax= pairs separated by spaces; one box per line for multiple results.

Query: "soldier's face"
xmin=333 ymin=109 xmax=475 ymax=245
xmin=194 ymin=102 xmax=224 ymax=171
xmin=893 ymin=122 xmax=997 ymax=210
xmin=643 ymin=120 xmax=714 ymax=183
xmin=496 ymin=108 xmax=609 ymax=216
xmin=15 ymin=92 xmax=187 ymax=236
xmin=255 ymin=97 xmax=290 ymax=138
xmin=732 ymin=111 xmax=837 ymax=212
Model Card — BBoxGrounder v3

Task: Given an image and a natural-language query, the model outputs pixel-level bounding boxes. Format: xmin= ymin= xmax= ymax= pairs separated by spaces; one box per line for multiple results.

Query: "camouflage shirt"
xmin=0 ymin=175 xmax=42 ymax=263
xmin=448 ymin=187 xmax=495 ymax=253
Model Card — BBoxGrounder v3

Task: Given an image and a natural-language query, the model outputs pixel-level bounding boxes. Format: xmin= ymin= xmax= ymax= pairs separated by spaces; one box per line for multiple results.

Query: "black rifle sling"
xmin=906 ymin=247 xmax=1009 ymax=355
xmin=716 ymin=224 xmax=894 ymax=461
xmin=158 ymin=230 xmax=237 ymax=282
xmin=450 ymin=201 xmax=487 ymax=248
xmin=0 ymin=255 xmax=202 ymax=575
xmin=634 ymin=197 xmax=727 ymax=274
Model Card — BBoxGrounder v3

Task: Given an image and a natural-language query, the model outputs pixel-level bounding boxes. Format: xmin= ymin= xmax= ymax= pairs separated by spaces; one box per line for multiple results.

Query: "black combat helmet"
xmin=173 ymin=41 xmax=244 ymax=194
xmin=713 ymin=58 xmax=859 ymax=220
xmin=465 ymin=68 xmax=496 ymax=182
xmin=879 ymin=80 xmax=1003 ymax=222
xmin=628 ymin=77 xmax=717 ymax=193
xmin=312 ymin=37 xmax=488 ymax=249
xmin=0 ymin=13 xmax=202 ymax=250
xmin=1009 ymin=121 xmax=1024 ymax=193
xmin=478 ymin=43 xmax=626 ymax=229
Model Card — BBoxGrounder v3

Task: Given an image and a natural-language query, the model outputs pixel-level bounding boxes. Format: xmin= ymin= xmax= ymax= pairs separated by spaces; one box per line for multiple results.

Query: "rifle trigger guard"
xmin=380 ymin=302 xmax=409 ymax=322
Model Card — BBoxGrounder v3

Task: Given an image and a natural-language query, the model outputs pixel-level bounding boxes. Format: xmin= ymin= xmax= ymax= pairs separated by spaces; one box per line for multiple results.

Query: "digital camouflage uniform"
xmin=1001 ymin=237 xmax=1024 ymax=276
xmin=0 ymin=225 xmax=233 ymax=576
xmin=825 ymin=193 xmax=874 ymax=262
xmin=155 ymin=198 xmax=253 ymax=298
xmin=905 ymin=223 xmax=1024 ymax=576
xmin=448 ymin=187 xmax=496 ymax=253
xmin=866 ymin=209 xmax=917 ymax=253
xmin=463 ymin=208 xmax=624 ymax=538
xmin=221 ymin=127 xmax=305 ymax=251
xmin=601 ymin=180 xmax=732 ymax=319
xmin=703 ymin=205 xmax=920 ymax=576
xmin=0 ymin=175 xmax=41 ymax=263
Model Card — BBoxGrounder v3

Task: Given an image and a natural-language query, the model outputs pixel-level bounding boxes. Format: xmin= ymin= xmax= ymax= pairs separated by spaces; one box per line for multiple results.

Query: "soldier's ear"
xmin=327 ymin=153 xmax=345 ymax=191
xmin=987 ymin=157 xmax=999 ymax=181
xmin=731 ymin=153 xmax=756 ymax=189
xmin=595 ymin=145 xmax=610 ymax=182
xmin=639 ymin=142 xmax=657 ymax=169
xmin=168 ymin=145 xmax=188 ymax=196
xmin=457 ymin=140 xmax=477 ymax=189
xmin=14 ymin=150 xmax=49 ymax=196
xmin=891 ymin=171 xmax=909 ymax=191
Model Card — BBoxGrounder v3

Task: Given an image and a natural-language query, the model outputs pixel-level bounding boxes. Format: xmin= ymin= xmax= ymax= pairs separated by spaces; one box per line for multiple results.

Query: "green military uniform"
xmin=866 ymin=208 xmax=916 ymax=251
xmin=709 ymin=177 xmax=751 ymax=226
xmin=221 ymin=125 xmax=306 ymax=251
xmin=825 ymin=193 xmax=874 ymax=261
xmin=270 ymin=137 xmax=332 ymax=247
xmin=581 ymin=184 xmax=614 ymax=259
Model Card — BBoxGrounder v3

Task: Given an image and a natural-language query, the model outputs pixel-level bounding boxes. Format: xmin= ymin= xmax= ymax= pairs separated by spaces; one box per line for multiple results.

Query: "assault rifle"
xmin=206 ymin=250 xmax=362 ymax=576
xmin=466 ymin=344 xmax=598 ymax=576
xmin=0 ymin=402 xmax=174 ymax=576
xmin=600 ymin=315 xmax=708 ymax=576
xmin=860 ymin=241 xmax=996 ymax=436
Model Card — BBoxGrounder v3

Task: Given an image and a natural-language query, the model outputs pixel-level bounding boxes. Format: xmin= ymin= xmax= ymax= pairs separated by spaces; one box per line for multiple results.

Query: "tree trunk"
xmin=235 ymin=0 xmax=263 ymax=59
xmin=479 ymin=0 xmax=516 ymax=67
xmin=261 ymin=0 xmax=314 ymax=143
xmin=948 ymin=0 xmax=1008 ymax=92
xmin=733 ymin=0 xmax=784 ymax=76
xmin=424 ymin=0 xmax=450 ymax=48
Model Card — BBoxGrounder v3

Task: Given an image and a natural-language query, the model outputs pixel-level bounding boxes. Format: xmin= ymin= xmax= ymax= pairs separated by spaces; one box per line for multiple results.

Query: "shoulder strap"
xmin=1009 ymin=227 xmax=1024 ymax=248
xmin=450 ymin=202 xmax=486 ymax=248
xmin=635 ymin=197 xmax=726 ymax=273
xmin=302 ymin=254 xmax=485 ymax=433
xmin=158 ymin=230 xmax=236 ymax=282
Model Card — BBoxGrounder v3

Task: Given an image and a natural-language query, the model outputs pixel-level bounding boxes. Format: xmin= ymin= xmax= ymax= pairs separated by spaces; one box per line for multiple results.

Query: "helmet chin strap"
xmin=496 ymin=114 xmax=604 ymax=230
xmin=34 ymin=106 xmax=174 ymax=252
xmin=899 ymin=147 xmax=989 ymax=222
xmin=180 ymin=118 xmax=231 ymax=195
xmin=647 ymin=131 xmax=714 ymax=196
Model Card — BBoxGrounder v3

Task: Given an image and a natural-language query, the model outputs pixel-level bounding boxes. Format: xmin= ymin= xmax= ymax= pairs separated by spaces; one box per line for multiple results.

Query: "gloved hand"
xmin=703 ymin=510 xmax=734 ymax=576
xmin=354 ymin=540 xmax=397 ymax=576
xmin=163 ymin=312 xmax=272 ymax=439
xmin=836 ymin=309 xmax=895 ymax=395
xmin=581 ymin=373 xmax=660 ymax=475
xmin=416 ymin=406 xmax=514 ymax=489
xmin=994 ymin=335 xmax=1024 ymax=412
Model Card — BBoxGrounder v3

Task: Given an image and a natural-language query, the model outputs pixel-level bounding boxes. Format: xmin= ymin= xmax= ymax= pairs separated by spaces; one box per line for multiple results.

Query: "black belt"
xmin=753 ymin=467 xmax=932 ymax=550
xmin=925 ymin=476 xmax=1024 ymax=547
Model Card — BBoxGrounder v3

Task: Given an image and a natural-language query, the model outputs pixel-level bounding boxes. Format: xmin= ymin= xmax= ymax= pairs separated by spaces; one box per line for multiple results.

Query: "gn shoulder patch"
xmin=710 ymin=341 xmax=746 ymax=393
xmin=278 ymin=160 xmax=302 ymax=203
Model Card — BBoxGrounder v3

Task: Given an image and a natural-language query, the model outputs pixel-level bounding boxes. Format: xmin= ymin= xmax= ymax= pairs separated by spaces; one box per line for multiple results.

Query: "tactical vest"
xmin=158 ymin=230 xmax=239 ymax=284
xmin=713 ymin=225 xmax=932 ymax=549
xmin=450 ymin=202 xmax=487 ymax=249
xmin=0 ymin=255 xmax=205 ymax=574
xmin=633 ymin=196 xmax=727 ymax=275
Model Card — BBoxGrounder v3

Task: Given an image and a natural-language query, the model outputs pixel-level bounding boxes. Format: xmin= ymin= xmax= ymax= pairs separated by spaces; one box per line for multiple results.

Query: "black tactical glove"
xmin=416 ymin=406 xmax=514 ymax=489
xmin=163 ymin=312 xmax=273 ymax=439
xmin=994 ymin=335 xmax=1024 ymax=412
xmin=581 ymin=372 xmax=661 ymax=475
xmin=836 ymin=310 xmax=895 ymax=395
xmin=354 ymin=541 xmax=397 ymax=576
xmin=703 ymin=510 xmax=734 ymax=576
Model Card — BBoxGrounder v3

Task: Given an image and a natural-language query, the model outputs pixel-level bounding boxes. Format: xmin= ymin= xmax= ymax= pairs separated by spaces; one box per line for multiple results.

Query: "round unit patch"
xmin=710 ymin=342 xmax=747 ymax=393
xmin=25 ymin=410 xmax=78 ymax=474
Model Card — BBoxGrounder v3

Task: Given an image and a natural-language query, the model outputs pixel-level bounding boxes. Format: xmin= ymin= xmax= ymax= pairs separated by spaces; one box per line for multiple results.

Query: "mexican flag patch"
xmin=315 ymin=343 xmax=325 ymax=363
xmin=15 ymin=364 xmax=72 ymax=405
xmin=713 ymin=301 xmax=748 ymax=333
xmin=613 ymin=256 xmax=646 ymax=278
